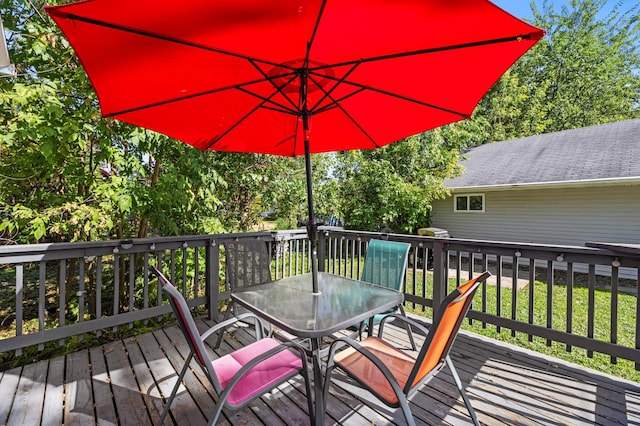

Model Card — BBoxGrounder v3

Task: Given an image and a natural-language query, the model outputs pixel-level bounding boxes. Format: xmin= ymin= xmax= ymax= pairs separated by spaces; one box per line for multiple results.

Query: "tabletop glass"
xmin=231 ymin=272 xmax=403 ymax=338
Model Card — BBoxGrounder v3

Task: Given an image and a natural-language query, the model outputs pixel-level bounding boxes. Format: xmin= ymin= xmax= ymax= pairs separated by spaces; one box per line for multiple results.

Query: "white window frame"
xmin=454 ymin=193 xmax=485 ymax=213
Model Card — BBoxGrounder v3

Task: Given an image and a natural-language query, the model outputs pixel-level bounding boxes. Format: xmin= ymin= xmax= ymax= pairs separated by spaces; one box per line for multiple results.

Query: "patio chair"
xmin=150 ymin=266 xmax=313 ymax=426
xmin=214 ymin=238 xmax=273 ymax=348
xmin=323 ymin=271 xmax=491 ymax=426
xmin=359 ymin=239 xmax=416 ymax=350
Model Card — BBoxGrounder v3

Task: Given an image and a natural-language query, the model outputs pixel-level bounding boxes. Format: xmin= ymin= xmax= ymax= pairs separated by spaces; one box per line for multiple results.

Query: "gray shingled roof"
xmin=444 ymin=118 xmax=640 ymax=189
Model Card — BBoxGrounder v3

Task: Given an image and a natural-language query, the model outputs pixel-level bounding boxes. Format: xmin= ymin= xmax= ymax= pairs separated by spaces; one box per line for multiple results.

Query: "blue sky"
xmin=491 ymin=0 xmax=633 ymax=21
xmin=491 ymin=1 xmax=539 ymax=19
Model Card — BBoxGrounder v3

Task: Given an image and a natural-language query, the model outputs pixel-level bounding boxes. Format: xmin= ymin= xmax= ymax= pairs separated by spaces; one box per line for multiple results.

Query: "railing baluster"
xmin=587 ymin=264 xmax=596 ymax=358
xmin=421 ymin=246 xmax=427 ymax=312
xmin=79 ymin=257 xmax=86 ymax=340
xmin=113 ymin=254 xmax=119 ymax=333
xmin=481 ymin=253 xmax=488 ymax=329
xmin=170 ymin=250 xmax=177 ymax=295
xmin=546 ymin=260 xmax=553 ymax=346
xmin=635 ymin=263 xmax=640 ymax=371
xmin=194 ymin=247 xmax=199 ymax=299
xmin=128 ymin=254 xmax=135 ymax=328
xmin=15 ymin=264 xmax=23 ymax=356
xmin=294 ymin=239 xmax=300 ymax=275
xmin=528 ymin=257 xmax=535 ymax=342
xmin=566 ymin=261 xmax=573 ymax=352
xmin=611 ymin=263 xmax=619 ymax=364
xmin=59 ymin=259 xmax=66 ymax=346
xmin=302 ymin=239 xmax=307 ymax=274
xmin=96 ymin=256 xmax=102 ymax=336
xmin=496 ymin=255 xmax=502 ymax=333
xmin=288 ymin=238 xmax=293 ymax=278
xmin=38 ymin=261 xmax=46 ymax=351
xmin=181 ymin=245 xmax=188 ymax=301
xmin=511 ymin=255 xmax=518 ymax=337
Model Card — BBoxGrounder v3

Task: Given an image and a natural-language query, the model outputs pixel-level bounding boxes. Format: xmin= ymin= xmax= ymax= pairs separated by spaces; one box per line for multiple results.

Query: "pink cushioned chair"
xmin=150 ymin=266 xmax=313 ymax=425
xmin=323 ymin=271 xmax=491 ymax=426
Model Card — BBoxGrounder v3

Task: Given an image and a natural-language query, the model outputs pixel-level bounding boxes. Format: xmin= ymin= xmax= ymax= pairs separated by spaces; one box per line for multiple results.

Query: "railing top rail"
xmin=0 ymin=231 xmax=274 ymax=255
xmin=320 ymin=228 xmax=640 ymax=263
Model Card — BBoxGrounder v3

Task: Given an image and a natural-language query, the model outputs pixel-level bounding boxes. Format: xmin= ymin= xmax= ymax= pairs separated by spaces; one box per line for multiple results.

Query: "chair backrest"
xmin=409 ymin=271 xmax=491 ymax=388
xmin=224 ymin=238 xmax=272 ymax=290
xmin=150 ymin=266 xmax=222 ymax=389
xmin=361 ymin=239 xmax=411 ymax=291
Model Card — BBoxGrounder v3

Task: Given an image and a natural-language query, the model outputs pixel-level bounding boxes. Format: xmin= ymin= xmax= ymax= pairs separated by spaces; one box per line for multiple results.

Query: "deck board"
xmin=2 ymin=314 xmax=640 ymax=426
xmin=89 ymin=344 xmax=118 ymax=426
xmin=41 ymin=356 xmax=64 ymax=426
xmin=64 ymin=349 xmax=94 ymax=425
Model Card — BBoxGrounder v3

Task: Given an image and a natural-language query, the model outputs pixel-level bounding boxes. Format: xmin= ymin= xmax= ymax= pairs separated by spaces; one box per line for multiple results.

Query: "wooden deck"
xmin=1 ymin=315 xmax=640 ymax=426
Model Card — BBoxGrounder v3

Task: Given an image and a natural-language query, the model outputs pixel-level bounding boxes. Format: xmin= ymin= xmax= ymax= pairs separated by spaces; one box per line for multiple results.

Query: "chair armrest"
xmin=200 ymin=312 xmax=266 ymax=341
xmin=377 ymin=313 xmax=430 ymax=338
xmin=325 ymin=336 xmax=406 ymax=400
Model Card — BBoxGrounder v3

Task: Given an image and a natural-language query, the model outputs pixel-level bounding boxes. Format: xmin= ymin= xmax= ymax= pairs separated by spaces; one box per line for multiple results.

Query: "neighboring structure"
xmin=430 ymin=119 xmax=640 ymax=248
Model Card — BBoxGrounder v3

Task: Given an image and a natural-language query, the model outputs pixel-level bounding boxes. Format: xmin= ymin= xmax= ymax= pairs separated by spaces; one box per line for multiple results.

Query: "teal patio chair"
xmin=360 ymin=239 xmax=416 ymax=350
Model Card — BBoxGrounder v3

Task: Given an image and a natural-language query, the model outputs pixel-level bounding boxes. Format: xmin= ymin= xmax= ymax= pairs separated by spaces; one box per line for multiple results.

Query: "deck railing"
xmin=1 ymin=228 xmax=638 ymax=369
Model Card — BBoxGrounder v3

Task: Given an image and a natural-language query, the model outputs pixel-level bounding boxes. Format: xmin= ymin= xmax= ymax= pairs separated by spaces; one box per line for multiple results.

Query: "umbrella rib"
xmin=313 ymin=32 xmax=543 ymax=71
xmin=332 ymin=102 xmax=381 ymax=149
xmin=314 ymin=74 xmax=468 ymax=118
xmin=104 ymin=77 xmax=294 ymax=118
xmin=59 ymin=13 xmax=287 ymax=69
xmin=306 ymin=82 xmax=380 ymax=148
xmin=202 ymin=85 xmax=296 ymax=151
xmin=308 ymin=63 xmax=360 ymax=113
xmin=248 ymin=59 xmax=300 ymax=112
xmin=235 ymin=86 xmax=298 ymax=115
xmin=307 ymin=0 xmax=329 ymax=54
xmin=313 ymin=87 xmax=367 ymax=115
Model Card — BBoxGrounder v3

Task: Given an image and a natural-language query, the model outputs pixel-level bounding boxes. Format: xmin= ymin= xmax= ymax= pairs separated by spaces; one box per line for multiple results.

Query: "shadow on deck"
xmin=1 ymin=315 xmax=639 ymax=425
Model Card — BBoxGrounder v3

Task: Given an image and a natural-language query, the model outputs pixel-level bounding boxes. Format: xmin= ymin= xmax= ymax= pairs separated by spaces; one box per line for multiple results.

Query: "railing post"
xmin=206 ymin=240 xmax=220 ymax=321
xmin=432 ymin=241 xmax=447 ymax=310
xmin=317 ymin=229 xmax=326 ymax=272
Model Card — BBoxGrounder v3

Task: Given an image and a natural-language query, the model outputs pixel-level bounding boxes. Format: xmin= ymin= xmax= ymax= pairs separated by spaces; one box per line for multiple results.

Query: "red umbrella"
xmin=46 ymin=0 xmax=544 ymax=292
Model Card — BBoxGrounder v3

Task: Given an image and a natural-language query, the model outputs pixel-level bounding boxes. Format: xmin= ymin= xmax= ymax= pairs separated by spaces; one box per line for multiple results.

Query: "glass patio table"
xmin=231 ymin=272 xmax=403 ymax=425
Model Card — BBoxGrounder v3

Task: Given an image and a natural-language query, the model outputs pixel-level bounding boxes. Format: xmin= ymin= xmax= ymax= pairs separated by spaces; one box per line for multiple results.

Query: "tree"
xmin=334 ymin=133 xmax=460 ymax=234
xmin=474 ymin=0 xmax=640 ymax=141
xmin=211 ymin=153 xmax=304 ymax=232
xmin=328 ymin=0 xmax=640 ymax=233
xmin=0 ymin=0 xmax=226 ymax=244
xmin=2 ymin=0 xmax=639 ymax=243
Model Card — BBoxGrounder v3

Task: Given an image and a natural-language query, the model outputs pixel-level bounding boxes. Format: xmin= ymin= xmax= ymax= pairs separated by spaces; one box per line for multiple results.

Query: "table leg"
xmin=310 ymin=337 xmax=324 ymax=426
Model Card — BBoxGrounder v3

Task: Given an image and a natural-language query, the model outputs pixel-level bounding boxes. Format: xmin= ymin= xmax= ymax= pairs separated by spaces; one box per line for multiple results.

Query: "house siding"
xmin=430 ymin=184 xmax=640 ymax=246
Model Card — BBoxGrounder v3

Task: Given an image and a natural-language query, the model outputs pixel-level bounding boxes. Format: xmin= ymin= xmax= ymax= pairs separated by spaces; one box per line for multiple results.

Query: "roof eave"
xmin=447 ymin=176 xmax=640 ymax=192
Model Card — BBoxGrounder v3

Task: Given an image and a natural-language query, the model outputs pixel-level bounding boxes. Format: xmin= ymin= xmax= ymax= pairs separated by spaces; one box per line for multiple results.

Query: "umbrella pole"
xmin=303 ymin=115 xmax=320 ymax=294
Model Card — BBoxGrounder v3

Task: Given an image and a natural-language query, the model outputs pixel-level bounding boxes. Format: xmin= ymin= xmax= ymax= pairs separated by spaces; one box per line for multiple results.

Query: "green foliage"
xmin=474 ymin=0 xmax=640 ymax=141
xmin=335 ymin=133 xmax=460 ymax=233
xmin=2 ymin=0 xmax=639 ymax=244
xmin=1 ymin=1 xmax=226 ymax=242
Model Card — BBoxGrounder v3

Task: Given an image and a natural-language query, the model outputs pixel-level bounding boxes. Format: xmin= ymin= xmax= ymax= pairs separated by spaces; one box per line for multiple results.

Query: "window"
xmin=454 ymin=194 xmax=484 ymax=212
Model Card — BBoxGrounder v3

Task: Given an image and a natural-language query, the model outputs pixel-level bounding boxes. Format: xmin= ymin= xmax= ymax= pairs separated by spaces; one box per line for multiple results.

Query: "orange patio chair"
xmin=150 ymin=266 xmax=312 ymax=425
xmin=323 ymin=271 xmax=491 ymax=426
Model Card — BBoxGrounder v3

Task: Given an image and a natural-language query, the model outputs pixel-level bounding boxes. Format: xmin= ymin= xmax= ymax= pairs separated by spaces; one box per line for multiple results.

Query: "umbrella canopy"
xmin=46 ymin=0 xmax=544 ymax=292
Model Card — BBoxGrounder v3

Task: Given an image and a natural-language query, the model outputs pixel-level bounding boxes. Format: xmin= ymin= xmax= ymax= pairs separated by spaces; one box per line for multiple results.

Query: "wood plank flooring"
xmin=1 ymin=315 xmax=639 ymax=425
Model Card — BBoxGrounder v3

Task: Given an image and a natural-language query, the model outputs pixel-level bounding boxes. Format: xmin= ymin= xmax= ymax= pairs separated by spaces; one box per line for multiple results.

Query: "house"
xmin=430 ymin=119 xmax=640 ymax=248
